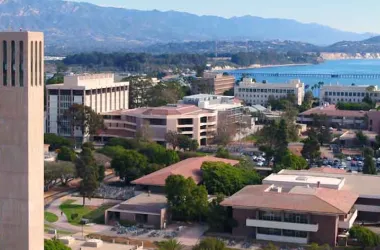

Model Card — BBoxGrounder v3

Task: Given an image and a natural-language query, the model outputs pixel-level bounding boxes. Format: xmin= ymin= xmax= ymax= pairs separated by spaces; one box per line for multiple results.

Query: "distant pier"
xmin=230 ymin=72 xmax=380 ymax=79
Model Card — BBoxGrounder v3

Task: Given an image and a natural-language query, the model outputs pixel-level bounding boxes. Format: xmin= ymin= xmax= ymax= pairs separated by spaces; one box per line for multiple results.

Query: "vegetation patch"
xmin=44 ymin=211 xmax=59 ymax=223
xmin=59 ymin=199 xmax=95 ymax=226
xmin=83 ymin=203 xmax=115 ymax=224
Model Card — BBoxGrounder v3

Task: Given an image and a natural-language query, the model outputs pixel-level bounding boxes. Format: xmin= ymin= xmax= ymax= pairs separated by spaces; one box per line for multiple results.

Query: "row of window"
xmin=238 ymin=88 xmax=296 ymax=94
xmin=237 ymin=94 xmax=285 ymax=99
xmin=258 ymin=211 xmax=309 ymax=224
xmin=324 ymin=91 xmax=379 ymax=98
xmin=30 ymin=41 xmax=43 ymax=86
xmin=2 ymin=40 xmax=25 ymax=87
xmin=257 ymin=228 xmax=308 ymax=238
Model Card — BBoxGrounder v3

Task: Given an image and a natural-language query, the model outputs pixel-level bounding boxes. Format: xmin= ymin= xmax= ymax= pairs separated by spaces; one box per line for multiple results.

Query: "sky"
xmin=74 ymin=0 xmax=380 ymax=34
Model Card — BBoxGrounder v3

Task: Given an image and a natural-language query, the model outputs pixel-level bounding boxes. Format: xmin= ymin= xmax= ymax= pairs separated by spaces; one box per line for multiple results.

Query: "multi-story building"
xmin=320 ymin=84 xmax=380 ymax=104
xmin=180 ymin=94 xmax=244 ymax=123
xmin=45 ymin=73 xmax=129 ymax=142
xmin=0 ymin=31 xmax=44 ymax=250
xmin=191 ymin=73 xmax=235 ymax=95
xmin=297 ymin=104 xmax=367 ymax=129
xmin=221 ymin=184 xmax=358 ymax=245
xmin=99 ymin=104 xmax=217 ymax=146
xmin=235 ymin=78 xmax=305 ymax=106
xmin=367 ymin=109 xmax=380 ymax=133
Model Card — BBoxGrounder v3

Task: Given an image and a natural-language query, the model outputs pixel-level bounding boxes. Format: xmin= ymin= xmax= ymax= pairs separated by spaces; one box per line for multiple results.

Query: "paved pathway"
xmin=177 ymin=224 xmax=208 ymax=246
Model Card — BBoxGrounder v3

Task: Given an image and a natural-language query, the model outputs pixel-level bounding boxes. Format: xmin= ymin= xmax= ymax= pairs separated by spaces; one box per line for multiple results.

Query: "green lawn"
xmin=44 ymin=224 xmax=72 ymax=235
xmin=44 ymin=211 xmax=59 ymax=223
xmin=59 ymin=199 xmax=115 ymax=226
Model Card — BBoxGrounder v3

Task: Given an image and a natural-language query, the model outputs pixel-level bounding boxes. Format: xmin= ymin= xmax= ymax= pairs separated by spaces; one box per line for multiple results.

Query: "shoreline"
xmin=212 ymin=63 xmax=312 ymax=72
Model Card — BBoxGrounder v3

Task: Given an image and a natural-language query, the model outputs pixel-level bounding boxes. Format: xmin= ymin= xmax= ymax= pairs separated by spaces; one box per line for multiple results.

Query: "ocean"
xmin=227 ymin=60 xmax=380 ymax=92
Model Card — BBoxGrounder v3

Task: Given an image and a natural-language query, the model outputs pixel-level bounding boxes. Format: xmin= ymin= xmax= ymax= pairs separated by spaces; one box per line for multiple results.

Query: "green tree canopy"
xmin=44 ymin=133 xmax=73 ymax=151
xmin=165 ymin=175 xmax=208 ymax=221
xmin=111 ymin=150 xmax=148 ymax=184
xmin=201 ymin=161 xmax=261 ymax=195
xmin=275 ymin=150 xmax=308 ymax=172
xmin=157 ymin=239 xmax=183 ymax=250
xmin=192 ymin=238 xmax=227 ymax=250
xmin=349 ymin=225 xmax=380 ymax=247
xmin=44 ymin=239 xmax=71 ymax=250
xmin=301 ymin=129 xmax=321 ymax=164
xmin=57 ymin=146 xmax=76 ymax=162
xmin=363 ymin=147 xmax=377 ymax=175
xmin=139 ymin=143 xmax=179 ymax=166
xmin=207 ymin=195 xmax=237 ymax=233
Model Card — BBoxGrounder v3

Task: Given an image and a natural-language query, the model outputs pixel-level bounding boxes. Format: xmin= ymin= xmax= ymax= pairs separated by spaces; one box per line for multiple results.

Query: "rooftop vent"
xmin=295 ymin=176 xmax=308 ymax=181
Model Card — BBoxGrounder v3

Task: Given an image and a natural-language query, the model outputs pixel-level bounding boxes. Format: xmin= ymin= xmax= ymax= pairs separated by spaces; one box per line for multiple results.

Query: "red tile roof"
xmin=300 ymin=105 xmax=367 ymax=118
xmin=221 ymin=185 xmax=358 ymax=215
xmin=131 ymin=156 xmax=239 ymax=187
xmin=103 ymin=104 xmax=213 ymax=116
xmin=308 ymin=167 xmax=346 ymax=174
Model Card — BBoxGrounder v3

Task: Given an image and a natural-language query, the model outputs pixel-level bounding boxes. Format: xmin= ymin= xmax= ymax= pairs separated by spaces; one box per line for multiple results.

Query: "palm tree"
xmin=158 ymin=239 xmax=183 ymax=250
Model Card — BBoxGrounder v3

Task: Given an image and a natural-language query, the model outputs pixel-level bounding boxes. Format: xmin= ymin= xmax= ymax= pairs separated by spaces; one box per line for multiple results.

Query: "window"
xmin=19 ymin=41 xmax=24 ymax=86
xmin=11 ymin=40 xmax=15 ymax=86
xmin=259 ymin=211 xmax=282 ymax=221
xmin=3 ymin=40 xmax=7 ymax=86
xmin=284 ymin=213 xmax=309 ymax=224
xmin=30 ymin=41 xmax=33 ymax=86
xmin=135 ymin=214 xmax=148 ymax=223
xmin=257 ymin=227 xmax=282 ymax=236
xmin=283 ymin=230 xmax=308 ymax=238
xmin=35 ymin=41 xmax=38 ymax=86
xmin=39 ymin=41 xmax=42 ymax=85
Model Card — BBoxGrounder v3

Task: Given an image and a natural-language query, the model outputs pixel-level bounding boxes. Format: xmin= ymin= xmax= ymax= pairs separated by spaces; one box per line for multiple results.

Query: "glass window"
xmin=19 ymin=41 xmax=24 ymax=86
xmin=258 ymin=227 xmax=282 ymax=236
xmin=30 ymin=41 xmax=33 ymax=86
xmin=3 ymin=40 xmax=7 ymax=86
xmin=259 ymin=211 xmax=282 ymax=221
xmin=11 ymin=40 xmax=15 ymax=87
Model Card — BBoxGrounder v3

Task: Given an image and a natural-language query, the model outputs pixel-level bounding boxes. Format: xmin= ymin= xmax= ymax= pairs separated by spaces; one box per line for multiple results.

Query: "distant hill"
xmin=325 ymin=35 xmax=380 ymax=53
xmin=0 ymin=0 xmax=375 ymax=54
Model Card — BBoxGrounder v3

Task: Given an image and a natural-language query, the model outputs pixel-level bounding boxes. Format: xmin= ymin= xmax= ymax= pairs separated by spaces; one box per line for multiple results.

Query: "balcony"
xmin=256 ymin=234 xmax=308 ymax=244
xmin=338 ymin=209 xmax=358 ymax=229
xmin=246 ymin=219 xmax=319 ymax=232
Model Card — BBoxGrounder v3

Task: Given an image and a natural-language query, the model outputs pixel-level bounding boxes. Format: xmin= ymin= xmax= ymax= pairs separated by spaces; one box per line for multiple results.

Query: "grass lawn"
xmin=243 ymin=134 xmax=259 ymax=142
xmin=44 ymin=224 xmax=72 ymax=235
xmin=44 ymin=211 xmax=59 ymax=223
xmin=59 ymin=199 xmax=115 ymax=226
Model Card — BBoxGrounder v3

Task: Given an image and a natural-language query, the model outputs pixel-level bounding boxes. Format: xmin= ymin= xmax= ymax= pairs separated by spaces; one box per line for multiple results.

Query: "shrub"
xmin=349 ymin=225 xmax=380 ymax=247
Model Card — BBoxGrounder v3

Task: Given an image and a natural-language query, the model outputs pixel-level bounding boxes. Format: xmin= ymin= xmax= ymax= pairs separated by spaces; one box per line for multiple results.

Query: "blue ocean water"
xmin=228 ymin=60 xmax=380 ymax=89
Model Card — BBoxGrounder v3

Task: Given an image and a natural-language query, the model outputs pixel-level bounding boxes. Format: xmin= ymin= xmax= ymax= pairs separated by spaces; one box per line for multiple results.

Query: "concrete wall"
xmin=0 ymin=32 xmax=44 ymax=250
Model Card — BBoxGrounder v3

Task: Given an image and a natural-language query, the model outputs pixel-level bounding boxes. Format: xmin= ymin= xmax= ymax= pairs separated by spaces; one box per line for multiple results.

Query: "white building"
xmin=45 ymin=73 xmax=129 ymax=142
xmin=235 ymin=78 xmax=305 ymax=106
xmin=320 ymin=84 xmax=380 ymax=104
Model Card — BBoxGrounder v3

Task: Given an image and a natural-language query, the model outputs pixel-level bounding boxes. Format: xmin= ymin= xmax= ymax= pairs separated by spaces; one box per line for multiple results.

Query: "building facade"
xmin=99 ymin=104 xmax=217 ymax=146
xmin=0 ymin=31 xmax=44 ymax=250
xmin=235 ymin=78 xmax=305 ymax=106
xmin=320 ymin=84 xmax=380 ymax=104
xmin=297 ymin=104 xmax=367 ymax=129
xmin=221 ymin=185 xmax=358 ymax=246
xmin=191 ymin=73 xmax=235 ymax=95
xmin=367 ymin=109 xmax=380 ymax=133
xmin=45 ymin=73 xmax=129 ymax=141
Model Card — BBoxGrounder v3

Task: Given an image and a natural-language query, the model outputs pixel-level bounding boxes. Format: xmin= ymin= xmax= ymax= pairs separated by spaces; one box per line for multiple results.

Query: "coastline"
xmin=212 ymin=63 xmax=312 ymax=71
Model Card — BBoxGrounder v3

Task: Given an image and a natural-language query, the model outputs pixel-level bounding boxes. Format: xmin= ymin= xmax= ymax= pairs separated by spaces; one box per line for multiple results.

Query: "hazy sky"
xmin=74 ymin=0 xmax=380 ymax=34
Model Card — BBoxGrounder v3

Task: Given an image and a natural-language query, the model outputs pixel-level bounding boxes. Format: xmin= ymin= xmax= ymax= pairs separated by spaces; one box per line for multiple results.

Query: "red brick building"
xmin=221 ymin=185 xmax=358 ymax=245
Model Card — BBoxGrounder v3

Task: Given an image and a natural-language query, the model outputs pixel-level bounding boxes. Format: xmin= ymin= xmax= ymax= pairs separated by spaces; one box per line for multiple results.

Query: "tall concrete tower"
xmin=0 ymin=32 xmax=44 ymax=249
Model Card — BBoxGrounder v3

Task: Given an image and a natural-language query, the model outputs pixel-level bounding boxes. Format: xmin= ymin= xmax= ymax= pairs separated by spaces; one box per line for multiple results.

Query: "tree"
xmin=195 ymin=65 xmax=206 ymax=77
xmin=135 ymin=121 xmax=153 ymax=142
xmin=60 ymin=104 xmax=104 ymax=145
xmin=111 ymin=150 xmax=148 ymax=184
xmin=98 ymin=145 xmax=128 ymax=159
xmin=213 ymin=114 xmax=237 ymax=146
xmin=44 ymin=239 xmax=71 ymax=250
xmin=207 ymin=195 xmax=237 ymax=233
xmin=349 ymin=225 xmax=380 ymax=247
xmin=192 ymin=238 xmax=227 ymax=250
xmin=301 ymin=129 xmax=321 ymax=164
xmin=363 ymin=147 xmax=377 ymax=175
xmin=300 ymin=91 xmax=314 ymax=112
xmin=201 ymin=161 xmax=261 ymax=195
xmin=44 ymin=133 xmax=73 ymax=151
xmin=97 ymin=165 xmax=105 ymax=182
xmin=223 ymin=88 xmax=234 ymax=96
xmin=106 ymin=138 xmax=141 ymax=150
xmin=165 ymin=131 xmax=180 ymax=150
xmin=215 ymin=147 xmax=230 ymax=159
xmin=356 ymin=130 xmax=369 ymax=147
xmin=139 ymin=143 xmax=179 ymax=166
xmin=158 ymin=239 xmax=183 ymax=250
xmin=189 ymin=139 xmax=199 ymax=151
xmin=165 ymin=175 xmax=208 ymax=221
xmin=262 ymin=243 xmax=279 ymax=250
xmin=126 ymin=76 xmax=154 ymax=109
xmin=178 ymin=135 xmax=192 ymax=151
xmin=57 ymin=146 xmax=76 ymax=162
xmin=80 ymin=165 xmax=99 ymax=206
xmin=275 ymin=151 xmax=308 ymax=172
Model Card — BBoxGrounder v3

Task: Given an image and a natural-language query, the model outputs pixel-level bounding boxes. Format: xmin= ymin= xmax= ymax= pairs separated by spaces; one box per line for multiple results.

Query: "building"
xmin=338 ymin=130 xmax=378 ymax=148
xmin=131 ymin=156 xmax=239 ymax=192
xmin=221 ymin=185 xmax=358 ymax=245
xmin=99 ymin=104 xmax=217 ymax=146
xmin=297 ymin=104 xmax=367 ymax=129
xmin=191 ymin=73 xmax=235 ymax=95
xmin=268 ymin=170 xmax=380 ymax=222
xmin=367 ymin=109 xmax=380 ymax=133
xmin=234 ymin=78 xmax=305 ymax=106
xmin=320 ymin=84 xmax=380 ymax=104
xmin=105 ymin=193 xmax=169 ymax=229
xmin=180 ymin=94 xmax=246 ymax=125
xmin=45 ymin=73 xmax=129 ymax=142
xmin=0 ymin=31 xmax=44 ymax=249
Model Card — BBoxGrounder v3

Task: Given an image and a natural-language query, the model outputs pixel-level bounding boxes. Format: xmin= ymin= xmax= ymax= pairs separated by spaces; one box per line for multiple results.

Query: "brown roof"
xmin=103 ymin=104 xmax=213 ymax=116
xmin=300 ymin=105 xmax=367 ymax=118
xmin=131 ymin=156 xmax=239 ymax=187
xmin=221 ymin=185 xmax=358 ymax=215
xmin=308 ymin=167 xmax=346 ymax=174
xmin=108 ymin=193 xmax=167 ymax=214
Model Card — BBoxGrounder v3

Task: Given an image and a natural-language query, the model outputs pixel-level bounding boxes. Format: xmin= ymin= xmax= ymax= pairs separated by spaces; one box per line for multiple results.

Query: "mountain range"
xmin=0 ymin=0 xmax=377 ymax=54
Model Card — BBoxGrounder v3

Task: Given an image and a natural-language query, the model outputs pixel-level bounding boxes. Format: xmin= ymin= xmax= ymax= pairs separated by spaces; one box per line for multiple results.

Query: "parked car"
xmin=257 ymin=161 xmax=264 ymax=167
xmin=346 ymin=156 xmax=352 ymax=161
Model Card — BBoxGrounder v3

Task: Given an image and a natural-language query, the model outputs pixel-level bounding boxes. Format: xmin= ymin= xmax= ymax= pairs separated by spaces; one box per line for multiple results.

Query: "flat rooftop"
xmin=264 ymin=174 xmax=344 ymax=187
xmin=278 ymin=169 xmax=380 ymax=198
xmin=107 ymin=193 xmax=167 ymax=215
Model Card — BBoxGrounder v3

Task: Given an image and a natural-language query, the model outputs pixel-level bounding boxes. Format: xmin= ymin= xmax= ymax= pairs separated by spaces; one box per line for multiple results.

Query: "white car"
xmin=252 ymin=156 xmax=257 ymax=160
xmin=358 ymin=161 xmax=364 ymax=167
xmin=257 ymin=161 xmax=264 ymax=166
xmin=346 ymin=156 xmax=352 ymax=161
